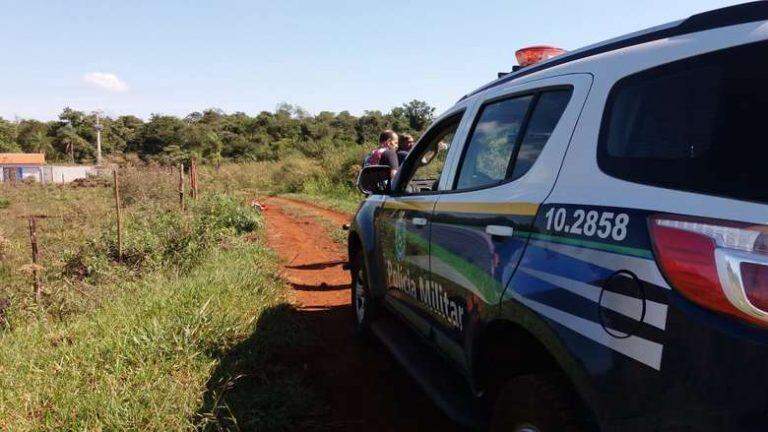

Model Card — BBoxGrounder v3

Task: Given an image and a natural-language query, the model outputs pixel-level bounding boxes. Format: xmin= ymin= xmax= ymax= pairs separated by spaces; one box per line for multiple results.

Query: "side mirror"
xmin=357 ymin=165 xmax=392 ymax=195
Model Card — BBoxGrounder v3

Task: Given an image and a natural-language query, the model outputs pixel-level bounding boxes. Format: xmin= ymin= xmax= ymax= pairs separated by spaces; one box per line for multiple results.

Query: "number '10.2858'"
xmin=544 ymin=207 xmax=629 ymax=241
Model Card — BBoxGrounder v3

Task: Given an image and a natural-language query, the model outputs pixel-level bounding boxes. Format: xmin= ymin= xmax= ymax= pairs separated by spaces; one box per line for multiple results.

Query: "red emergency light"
xmin=515 ymin=45 xmax=567 ymax=68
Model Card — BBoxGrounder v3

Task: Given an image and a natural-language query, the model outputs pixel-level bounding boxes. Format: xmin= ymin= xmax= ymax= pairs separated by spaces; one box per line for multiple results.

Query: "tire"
xmin=350 ymin=251 xmax=377 ymax=336
xmin=489 ymin=374 xmax=593 ymax=432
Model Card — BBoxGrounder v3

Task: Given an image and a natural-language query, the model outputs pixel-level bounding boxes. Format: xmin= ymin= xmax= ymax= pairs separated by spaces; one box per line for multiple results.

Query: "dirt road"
xmin=263 ymin=197 xmax=462 ymax=431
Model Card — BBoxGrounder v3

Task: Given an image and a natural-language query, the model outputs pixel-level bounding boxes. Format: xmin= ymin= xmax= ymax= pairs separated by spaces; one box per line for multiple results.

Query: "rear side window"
xmin=455 ymin=95 xmax=533 ymax=190
xmin=510 ymin=90 xmax=572 ymax=181
xmin=455 ymin=88 xmax=572 ymax=190
xmin=599 ymin=41 xmax=768 ymax=203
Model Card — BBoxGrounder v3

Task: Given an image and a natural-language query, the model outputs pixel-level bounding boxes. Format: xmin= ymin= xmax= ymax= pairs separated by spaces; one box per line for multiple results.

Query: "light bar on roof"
xmin=515 ymin=45 xmax=567 ymax=68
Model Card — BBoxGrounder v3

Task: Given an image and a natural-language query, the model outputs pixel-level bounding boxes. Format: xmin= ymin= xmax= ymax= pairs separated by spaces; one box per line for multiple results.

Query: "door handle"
xmin=412 ymin=217 xmax=428 ymax=227
xmin=485 ymin=225 xmax=514 ymax=237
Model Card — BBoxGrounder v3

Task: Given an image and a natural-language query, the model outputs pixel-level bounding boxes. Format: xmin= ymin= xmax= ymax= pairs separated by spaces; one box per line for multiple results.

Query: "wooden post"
xmin=113 ymin=169 xmax=123 ymax=262
xmin=194 ymin=159 xmax=199 ymax=198
xmin=189 ymin=158 xmax=196 ymax=199
xmin=27 ymin=217 xmax=41 ymax=301
xmin=178 ymin=162 xmax=185 ymax=211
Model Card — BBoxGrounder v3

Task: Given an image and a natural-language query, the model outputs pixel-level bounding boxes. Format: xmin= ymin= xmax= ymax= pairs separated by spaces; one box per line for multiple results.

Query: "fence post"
xmin=178 ymin=162 xmax=185 ymax=211
xmin=27 ymin=216 xmax=41 ymax=301
xmin=194 ymin=159 xmax=199 ymax=197
xmin=189 ymin=156 xmax=197 ymax=199
xmin=113 ymin=169 xmax=123 ymax=262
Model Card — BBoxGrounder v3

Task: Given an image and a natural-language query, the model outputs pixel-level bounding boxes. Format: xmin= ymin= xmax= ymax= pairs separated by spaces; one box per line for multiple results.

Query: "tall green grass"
xmin=203 ymin=143 xmax=366 ymax=213
xmin=62 ymin=194 xmax=262 ymax=284
xmin=0 ymin=241 xmax=300 ymax=430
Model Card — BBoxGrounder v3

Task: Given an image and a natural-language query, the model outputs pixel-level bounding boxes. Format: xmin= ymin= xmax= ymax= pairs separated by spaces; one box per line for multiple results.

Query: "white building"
xmin=0 ymin=153 xmax=98 ymax=184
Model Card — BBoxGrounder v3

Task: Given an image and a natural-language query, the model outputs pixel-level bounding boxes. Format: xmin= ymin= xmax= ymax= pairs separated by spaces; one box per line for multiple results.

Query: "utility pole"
xmin=95 ymin=111 xmax=103 ymax=166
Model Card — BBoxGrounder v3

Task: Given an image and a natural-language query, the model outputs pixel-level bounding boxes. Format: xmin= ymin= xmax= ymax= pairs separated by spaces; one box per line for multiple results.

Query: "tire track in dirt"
xmin=262 ymin=197 xmax=461 ymax=432
xmin=267 ymin=196 xmax=352 ymax=227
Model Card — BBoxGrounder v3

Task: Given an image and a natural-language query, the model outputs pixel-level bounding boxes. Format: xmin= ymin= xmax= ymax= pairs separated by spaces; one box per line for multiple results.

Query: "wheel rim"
xmin=354 ymin=268 xmax=366 ymax=324
xmin=514 ymin=424 xmax=540 ymax=432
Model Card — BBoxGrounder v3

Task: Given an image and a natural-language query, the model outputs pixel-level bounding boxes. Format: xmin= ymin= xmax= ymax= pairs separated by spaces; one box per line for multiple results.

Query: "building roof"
xmin=0 ymin=153 xmax=45 ymax=165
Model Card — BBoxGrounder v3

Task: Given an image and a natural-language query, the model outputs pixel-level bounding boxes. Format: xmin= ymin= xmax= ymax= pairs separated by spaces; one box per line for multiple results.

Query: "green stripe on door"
xmin=528 ymin=232 xmax=653 ymax=259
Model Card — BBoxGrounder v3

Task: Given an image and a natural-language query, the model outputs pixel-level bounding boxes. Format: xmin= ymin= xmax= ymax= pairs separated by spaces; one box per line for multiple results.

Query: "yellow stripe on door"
xmin=382 ymin=200 xmax=435 ymax=212
xmin=433 ymin=201 xmax=539 ymax=216
xmin=382 ymin=199 xmax=539 ymax=216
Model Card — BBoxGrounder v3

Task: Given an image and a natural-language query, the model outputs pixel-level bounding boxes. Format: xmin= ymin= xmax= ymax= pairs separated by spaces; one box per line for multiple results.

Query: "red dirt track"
xmin=263 ymin=197 xmax=462 ymax=431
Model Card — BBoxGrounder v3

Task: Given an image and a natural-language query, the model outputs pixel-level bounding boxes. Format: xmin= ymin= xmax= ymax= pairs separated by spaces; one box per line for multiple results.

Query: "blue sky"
xmin=0 ymin=0 xmax=745 ymax=120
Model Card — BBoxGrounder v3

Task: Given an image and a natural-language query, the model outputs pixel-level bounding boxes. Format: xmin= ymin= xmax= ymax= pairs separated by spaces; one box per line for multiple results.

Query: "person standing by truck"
xmin=365 ymin=130 xmax=400 ymax=178
xmin=397 ymin=133 xmax=415 ymax=164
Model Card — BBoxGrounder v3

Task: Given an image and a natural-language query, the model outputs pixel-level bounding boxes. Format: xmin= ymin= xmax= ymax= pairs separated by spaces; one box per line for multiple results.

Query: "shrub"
xmin=63 ymin=192 xmax=262 ymax=282
xmin=118 ymin=164 xmax=177 ymax=207
xmin=0 ymin=196 xmax=9 ymax=209
xmin=269 ymin=155 xmax=324 ymax=193
xmin=191 ymin=194 xmax=262 ymax=235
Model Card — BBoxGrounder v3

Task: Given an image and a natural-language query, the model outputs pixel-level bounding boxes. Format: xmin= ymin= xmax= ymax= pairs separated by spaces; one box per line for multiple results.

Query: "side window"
xmin=398 ymin=114 xmax=462 ymax=194
xmin=509 ymin=90 xmax=572 ymax=180
xmin=454 ymin=88 xmax=571 ymax=190
xmin=455 ymin=96 xmax=532 ymax=190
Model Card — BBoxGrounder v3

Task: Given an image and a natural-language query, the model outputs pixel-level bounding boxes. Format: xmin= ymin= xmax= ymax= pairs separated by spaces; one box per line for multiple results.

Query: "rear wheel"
xmin=350 ymin=251 xmax=376 ymax=335
xmin=489 ymin=374 xmax=592 ymax=432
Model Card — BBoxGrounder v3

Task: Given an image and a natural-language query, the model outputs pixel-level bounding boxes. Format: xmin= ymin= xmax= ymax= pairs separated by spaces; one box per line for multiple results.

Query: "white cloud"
xmin=82 ymin=72 xmax=129 ymax=92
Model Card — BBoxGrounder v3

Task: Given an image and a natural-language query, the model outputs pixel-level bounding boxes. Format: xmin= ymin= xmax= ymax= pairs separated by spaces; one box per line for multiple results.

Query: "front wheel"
xmin=489 ymin=374 xmax=594 ymax=432
xmin=350 ymin=251 xmax=377 ymax=336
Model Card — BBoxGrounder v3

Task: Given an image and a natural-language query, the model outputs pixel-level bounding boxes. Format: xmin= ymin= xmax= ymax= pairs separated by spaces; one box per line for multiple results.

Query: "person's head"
xmin=379 ymin=130 xmax=398 ymax=150
xmin=398 ymin=133 xmax=414 ymax=152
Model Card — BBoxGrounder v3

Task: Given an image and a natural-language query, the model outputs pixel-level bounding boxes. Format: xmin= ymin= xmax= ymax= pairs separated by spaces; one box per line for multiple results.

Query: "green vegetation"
xmin=0 ymin=101 xmax=435 ymax=166
xmin=62 ymin=194 xmax=261 ymax=285
xmin=0 ymin=244 xmax=285 ymax=430
xmin=1 ymin=100 xmax=435 ymax=211
xmin=0 ymin=169 xmax=322 ymax=430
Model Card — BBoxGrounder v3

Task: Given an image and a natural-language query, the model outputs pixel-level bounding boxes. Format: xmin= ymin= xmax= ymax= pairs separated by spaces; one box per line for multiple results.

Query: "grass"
xmin=0 ymin=241 xmax=320 ymax=430
xmin=200 ymin=151 xmax=364 ymax=216
xmin=0 ymin=165 xmax=325 ymax=430
xmin=0 ymin=182 xmax=115 ymax=324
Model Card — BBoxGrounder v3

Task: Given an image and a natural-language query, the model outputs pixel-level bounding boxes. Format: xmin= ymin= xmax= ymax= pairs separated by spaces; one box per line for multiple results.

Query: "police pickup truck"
xmin=347 ymin=2 xmax=768 ymax=431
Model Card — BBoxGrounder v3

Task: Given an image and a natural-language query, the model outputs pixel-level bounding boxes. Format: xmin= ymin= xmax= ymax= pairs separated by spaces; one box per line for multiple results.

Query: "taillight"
xmin=649 ymin=214 xmax=768 ymax=326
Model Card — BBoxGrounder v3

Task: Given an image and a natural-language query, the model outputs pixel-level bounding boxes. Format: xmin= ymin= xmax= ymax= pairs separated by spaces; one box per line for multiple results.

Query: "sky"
xmin=0 ymin=0 xmax=747 ymax=121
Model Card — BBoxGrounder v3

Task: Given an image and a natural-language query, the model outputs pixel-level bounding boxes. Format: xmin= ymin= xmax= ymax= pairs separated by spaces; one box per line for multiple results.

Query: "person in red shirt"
xmin=366 ymin=130 xmax=400 ymax=178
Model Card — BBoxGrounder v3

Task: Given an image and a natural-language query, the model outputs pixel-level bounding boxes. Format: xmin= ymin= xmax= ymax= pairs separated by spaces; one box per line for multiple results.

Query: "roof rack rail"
xmin=462 ymin=1 xmax=768 ymax=100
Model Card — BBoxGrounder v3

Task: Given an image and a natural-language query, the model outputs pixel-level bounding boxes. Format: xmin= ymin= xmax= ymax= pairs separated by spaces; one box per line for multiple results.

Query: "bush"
xmin=63 ymin=193 xmax=262 ymax=283
xmin=0 ymin=196 xmax=9 ymax=209
xmin=118 ymin=164 xmax=177 ymax=207
xmin=269 ymin=155 xmax=324 ymax=193
xmin=192 ymin=193 xmax=262 ymax=234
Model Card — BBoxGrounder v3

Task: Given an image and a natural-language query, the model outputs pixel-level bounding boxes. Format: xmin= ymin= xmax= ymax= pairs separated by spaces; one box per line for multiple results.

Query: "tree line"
xmin=0 ymin=100 xmax=436 ymax=165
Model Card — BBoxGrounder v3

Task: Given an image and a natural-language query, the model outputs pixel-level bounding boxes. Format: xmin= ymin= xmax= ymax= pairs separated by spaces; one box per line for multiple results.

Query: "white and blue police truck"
xmin=347 ymin=2 xmax=768 ymax=430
